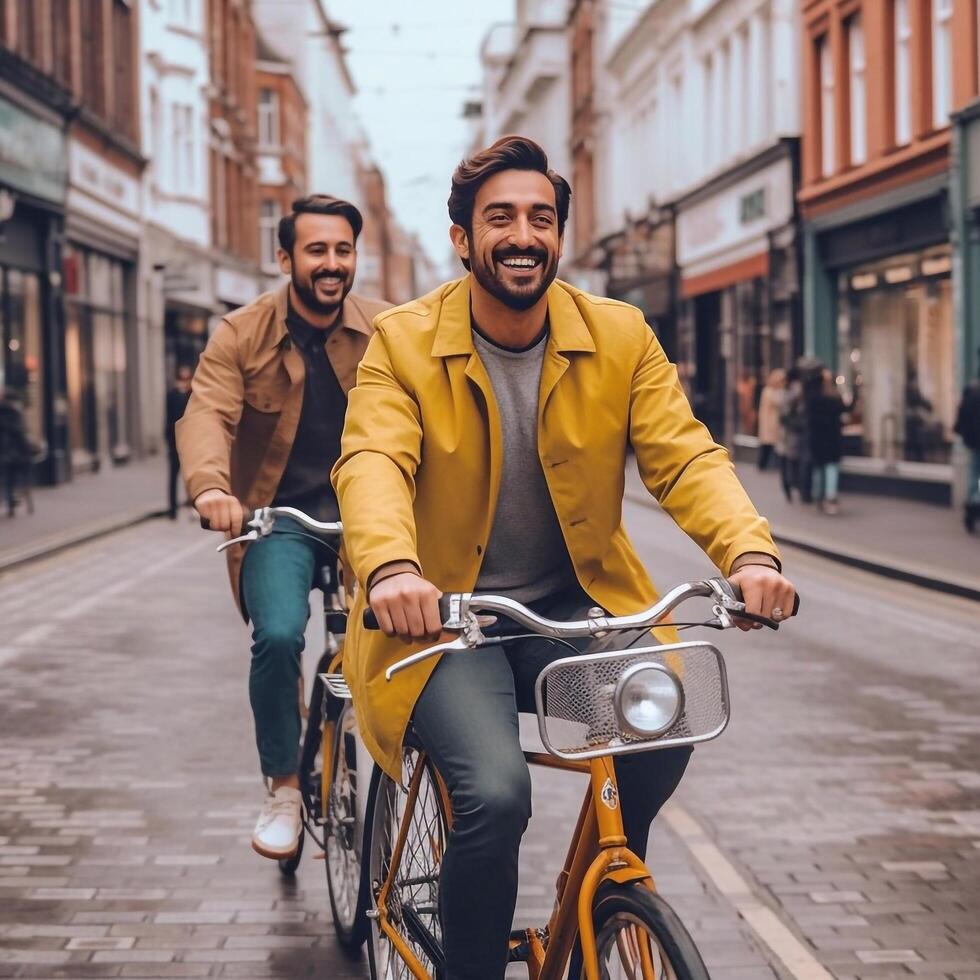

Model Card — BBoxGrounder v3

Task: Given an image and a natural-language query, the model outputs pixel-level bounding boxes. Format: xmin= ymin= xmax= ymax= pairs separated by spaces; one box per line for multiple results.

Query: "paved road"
xmin=0 ymin=502 xmax=977 ymax=979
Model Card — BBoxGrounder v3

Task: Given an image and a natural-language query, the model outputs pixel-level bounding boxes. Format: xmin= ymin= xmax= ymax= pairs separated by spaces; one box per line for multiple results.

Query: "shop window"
xmin=258 ymin=88 xmax=280 ymax=148
xmin=837 ymin=249 xmax=955 ymax=465
xmin=0 ymin=267 xmax=46 ymax=453
xmin=894 ymin=0 xmax=912 ymax=145
xmin=818 ymin=37 xmax=835 ymax=176
xmin=848 ymin=15 xmax=867 ymax=165
xmin=63 ymin=243 xmax=133 ymax=470
xmin=932 ymin=0 xmax=953 ymax=126
xmin=260 ymin=200 xmax=280 ymax=271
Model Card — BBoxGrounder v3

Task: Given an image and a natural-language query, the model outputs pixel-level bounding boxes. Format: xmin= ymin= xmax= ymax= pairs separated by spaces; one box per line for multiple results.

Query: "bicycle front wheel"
xmin=365 ymin=750 xmax=449 ymax=980
xmin=577 ymin=882 xmax=711 ymax=980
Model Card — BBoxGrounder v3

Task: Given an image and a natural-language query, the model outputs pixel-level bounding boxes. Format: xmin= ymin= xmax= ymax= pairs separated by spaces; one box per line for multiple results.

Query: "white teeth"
xmin=500 ymin=257 xmax=539 ymax=268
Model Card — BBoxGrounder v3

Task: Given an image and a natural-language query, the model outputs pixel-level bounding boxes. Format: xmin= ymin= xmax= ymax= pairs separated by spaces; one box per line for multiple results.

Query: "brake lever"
xmin=217 ymin=530 xmax=259 ymax=553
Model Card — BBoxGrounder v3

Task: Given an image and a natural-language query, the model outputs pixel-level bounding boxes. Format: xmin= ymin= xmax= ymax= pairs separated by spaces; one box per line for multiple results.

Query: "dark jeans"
xmin=167 ymin=451 xmax=181 ymax=518
xmin=757 ymin=444 xmax=775 ymax=471
xmin=412 ymin=587 xmax=693 ymax=980
xmin=240 ymin=518 xmax=334 ymax=777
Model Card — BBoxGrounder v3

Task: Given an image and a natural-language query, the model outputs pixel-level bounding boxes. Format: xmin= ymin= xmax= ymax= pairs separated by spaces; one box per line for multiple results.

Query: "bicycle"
xmin=215 ymin=505 xmax=372 ymax=951
xmin=359 ymin=578 xmax=798 ymax=979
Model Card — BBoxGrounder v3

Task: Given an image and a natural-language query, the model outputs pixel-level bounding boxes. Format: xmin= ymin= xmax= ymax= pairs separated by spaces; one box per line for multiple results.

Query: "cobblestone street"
xmin=0 ymin=498 xmax=977 ymax=979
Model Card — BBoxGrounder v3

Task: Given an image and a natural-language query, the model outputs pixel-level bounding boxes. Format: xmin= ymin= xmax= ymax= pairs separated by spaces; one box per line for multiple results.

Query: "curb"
xmin=624 ymin=492 xmax=980 ymax=604
xmin=0 ymin=507 xmax=166 ymax=574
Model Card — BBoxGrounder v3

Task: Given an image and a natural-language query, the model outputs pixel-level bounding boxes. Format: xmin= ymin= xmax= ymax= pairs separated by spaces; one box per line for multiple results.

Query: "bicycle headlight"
xmin=613 ymin=663 xmax=683 ymax=738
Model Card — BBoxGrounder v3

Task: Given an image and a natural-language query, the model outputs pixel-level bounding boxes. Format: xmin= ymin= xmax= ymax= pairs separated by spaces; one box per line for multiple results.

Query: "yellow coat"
xmin=333 ymin=277 xmax=779 ymax=778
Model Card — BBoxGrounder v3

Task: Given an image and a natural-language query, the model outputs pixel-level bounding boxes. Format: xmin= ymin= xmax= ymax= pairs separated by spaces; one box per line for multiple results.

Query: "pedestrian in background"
xmin=165 ymin=366 xmax=194 ymax=520
xmin=808 ymin=367 xmax=846 ymax=515
xmin=0 ymin=388 xmax=35 ymax=517
xmin=757 ymin=368 xmax=786 ymax=472
xmin=780 ymin=366 xmax=808 ymax=502
xmin=953 ymin=351 xmax=980 ymax=533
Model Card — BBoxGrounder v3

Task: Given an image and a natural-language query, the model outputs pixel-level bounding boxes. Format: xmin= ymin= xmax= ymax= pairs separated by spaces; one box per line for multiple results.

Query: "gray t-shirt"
xmin=472 ymin=327 xmax=576 ymax=603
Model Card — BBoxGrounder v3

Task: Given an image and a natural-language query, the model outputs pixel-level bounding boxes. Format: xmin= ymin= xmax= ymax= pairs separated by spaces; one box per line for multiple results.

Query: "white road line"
xmin=663 ymin=803 xmax=835 ymax=980
xmin=1 ymin=536 xmax=210 ymax=666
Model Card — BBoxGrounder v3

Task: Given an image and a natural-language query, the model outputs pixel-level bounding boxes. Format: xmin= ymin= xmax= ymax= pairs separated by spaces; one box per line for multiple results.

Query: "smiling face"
xmin=278 ymin=213 xmax=357 ymax=319
xmin=451 ymin=169 xmax=563 ymax=312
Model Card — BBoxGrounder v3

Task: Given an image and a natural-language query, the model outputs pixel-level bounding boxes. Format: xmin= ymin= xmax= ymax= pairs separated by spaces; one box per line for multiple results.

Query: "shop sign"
xmin=677 ymin=157 xmax=793 ymax=269
xmin=163 ymin=262 xmax=205 ymax=295
xmin=215 ymin=266 xmax=260 ymax=307
xmin=69 ymin=140 xmax=140 ymax=217
xmin=0 ymin=95 xmax=67 ymax=204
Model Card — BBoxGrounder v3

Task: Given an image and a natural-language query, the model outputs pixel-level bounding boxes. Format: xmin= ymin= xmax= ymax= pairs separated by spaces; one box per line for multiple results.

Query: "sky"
xmin=327 ymin=0 xmax=513 ymax=277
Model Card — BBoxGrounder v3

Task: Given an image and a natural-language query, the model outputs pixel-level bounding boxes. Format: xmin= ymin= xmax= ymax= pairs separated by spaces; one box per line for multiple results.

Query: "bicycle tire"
xmin=324 ymin=699 xmax=370 ymax=951
xmin=364 ymin=751 xmax=449 ymax=980
xmin=570 ymin=881 xmax=711 ymax=980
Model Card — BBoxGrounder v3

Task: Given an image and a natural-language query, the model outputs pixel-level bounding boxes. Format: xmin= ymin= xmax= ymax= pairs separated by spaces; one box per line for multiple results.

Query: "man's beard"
xmin=470 ymin=243 xmax=559 ymax=311
xmin=292 ymin=269 xmax=352 ymax=316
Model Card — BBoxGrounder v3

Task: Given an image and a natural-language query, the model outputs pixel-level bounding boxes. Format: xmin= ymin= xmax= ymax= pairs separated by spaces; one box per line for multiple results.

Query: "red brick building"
xmin=256 ymin=35 xmax=307 ymax=281
xmin=208 ymin=0 xmax=259 ymax=276
xmin=800 ymin=0 xmax=980 ymax=502
xmin=0 ymin=0 xmax=145 ymax=481
xmin=568 ymin=0 xmax=597 ymax=265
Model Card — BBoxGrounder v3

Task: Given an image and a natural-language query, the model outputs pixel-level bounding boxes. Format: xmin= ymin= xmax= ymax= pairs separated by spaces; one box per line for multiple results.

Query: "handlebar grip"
xmin=362 ymin=594 xmax=456 ymax=632
xmin=723 ymin=577 xmax=801 ymax=627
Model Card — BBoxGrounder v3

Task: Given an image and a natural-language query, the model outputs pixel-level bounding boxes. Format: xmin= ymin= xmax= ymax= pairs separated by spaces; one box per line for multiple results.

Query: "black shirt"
xmin=272 ymin=304 xmax=348 ymax=521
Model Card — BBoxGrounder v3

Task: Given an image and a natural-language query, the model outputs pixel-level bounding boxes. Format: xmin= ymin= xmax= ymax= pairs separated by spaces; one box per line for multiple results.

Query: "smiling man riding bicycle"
xmin=333 ymin=136 xmax=797 ymax=979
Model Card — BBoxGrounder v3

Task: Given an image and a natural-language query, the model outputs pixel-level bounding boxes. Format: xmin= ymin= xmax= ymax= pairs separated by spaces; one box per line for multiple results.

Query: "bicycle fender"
xmin=604 ymin=866 xmax=654 ymax=889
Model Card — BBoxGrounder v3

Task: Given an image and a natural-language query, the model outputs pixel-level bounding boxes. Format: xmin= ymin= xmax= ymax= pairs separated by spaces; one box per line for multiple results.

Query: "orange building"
xmin=255 ymin=35 xmax=307 ymax=283
xmin=800 ymin=0 xmax=980 ymax=502
xmin=207 ymin=0 xmax=260 ymax=305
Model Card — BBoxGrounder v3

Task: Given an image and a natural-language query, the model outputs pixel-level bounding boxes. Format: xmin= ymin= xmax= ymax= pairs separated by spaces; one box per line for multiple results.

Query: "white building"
xmin=138 ymin=0 xmax=217 ymax=454
xmin=477 ymin=1 xmax=574 ymax=251
xmin=594 ymin=0 xmax=803 ymax=447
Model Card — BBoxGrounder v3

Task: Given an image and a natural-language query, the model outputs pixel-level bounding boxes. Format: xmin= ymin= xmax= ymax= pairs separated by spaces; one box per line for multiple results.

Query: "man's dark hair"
xmin=448 ymin=135 xmax=571 ymax=240
xmin=277 ymin=195 xmax=364 ymax=255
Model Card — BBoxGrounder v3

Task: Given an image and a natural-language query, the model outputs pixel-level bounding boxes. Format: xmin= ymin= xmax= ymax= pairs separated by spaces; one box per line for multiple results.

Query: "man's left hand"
xmin=727 ymin=565 xmax=797 ymax=632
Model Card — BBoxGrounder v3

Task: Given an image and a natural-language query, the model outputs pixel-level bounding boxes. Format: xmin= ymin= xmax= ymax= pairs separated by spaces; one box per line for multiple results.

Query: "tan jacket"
xmin=333 ymin=277 xmax=779 ymax=778
xmin=176 ymin=283 xmax=391 ymax=615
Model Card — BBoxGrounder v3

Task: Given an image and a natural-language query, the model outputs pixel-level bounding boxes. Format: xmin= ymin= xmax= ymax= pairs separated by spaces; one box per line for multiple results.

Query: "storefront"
xmin=64 ymin=135 xmax=142 ymax=472
xmin=951 ymin=99 xmax=980 ymax=507
xmin=805 ymin=184 xmax=956 ymax=502
xmin=600 ymin=209 xmax=676 ymax=362
xmin=674 ymin=144 xmax=801 ymax=447
xmin=0 ymin=90 xmax=69 ymax=483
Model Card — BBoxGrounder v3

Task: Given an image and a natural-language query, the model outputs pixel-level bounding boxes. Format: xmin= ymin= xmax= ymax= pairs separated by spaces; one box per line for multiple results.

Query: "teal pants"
xmin=240 ymin=518 xmax=334 ymax=777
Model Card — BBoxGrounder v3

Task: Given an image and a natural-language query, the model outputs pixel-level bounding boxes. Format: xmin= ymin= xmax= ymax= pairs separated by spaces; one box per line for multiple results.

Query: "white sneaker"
xmin=251 ymin=786 xmax=303 ymax=859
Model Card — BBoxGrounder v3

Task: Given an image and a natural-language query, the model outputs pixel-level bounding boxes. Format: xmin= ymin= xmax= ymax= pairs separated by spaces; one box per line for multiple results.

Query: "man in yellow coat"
xmin=333 ymin=136 xmax=796 ymax=978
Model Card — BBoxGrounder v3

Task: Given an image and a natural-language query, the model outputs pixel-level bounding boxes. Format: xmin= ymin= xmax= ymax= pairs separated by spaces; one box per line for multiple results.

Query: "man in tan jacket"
xmin=176 ymin=195 xmax=390 ymax=860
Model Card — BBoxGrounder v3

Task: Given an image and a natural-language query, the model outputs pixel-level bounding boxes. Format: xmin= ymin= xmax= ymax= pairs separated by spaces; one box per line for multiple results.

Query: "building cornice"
xmin=673 ymin=138 xmax=798 ymax=211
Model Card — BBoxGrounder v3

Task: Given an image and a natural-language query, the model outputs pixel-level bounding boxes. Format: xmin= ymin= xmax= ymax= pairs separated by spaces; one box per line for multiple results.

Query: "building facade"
xmin=0 ymin=0 xmax=145 ymax=483
xmin=583 ymin=0 xmax=803 ymax=447
xmin=256 ymin=36 xmax=308 ymax=287
xmin=800 ymin=0 xmax=980 ymax=502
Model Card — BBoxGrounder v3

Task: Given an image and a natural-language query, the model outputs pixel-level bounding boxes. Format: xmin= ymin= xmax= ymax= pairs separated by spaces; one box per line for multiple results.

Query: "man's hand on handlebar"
xmin=194 ymin=489 xmax=245 ymax=537
xmin=367 ymin=572 xmax=444 ymax=644
xmin=728 ymin=565 xmax=796 ymax=632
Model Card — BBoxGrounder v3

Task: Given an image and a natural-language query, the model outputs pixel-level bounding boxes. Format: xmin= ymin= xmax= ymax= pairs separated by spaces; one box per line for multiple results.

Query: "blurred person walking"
xmin=165 ymin=366 xmax=194 ymax=520
xmin=177 ymin=195 xmax=391 ymax=860
xmin=808 ymin=368 xmax=847 ymax=515
xmin=0 ymin=388 xmax=35 ymax=517
xmin=757 ymin=368 xmax=786 ymax=472
xmin=954 ymin=351 xmax=980 ymax=533
xmin=780 ymin=366 xmax=809 ymax=502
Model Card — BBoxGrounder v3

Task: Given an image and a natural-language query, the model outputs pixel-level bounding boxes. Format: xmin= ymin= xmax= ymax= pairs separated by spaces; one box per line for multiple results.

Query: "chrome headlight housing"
xmin=613 ymin=662 xmax=684 ymax=738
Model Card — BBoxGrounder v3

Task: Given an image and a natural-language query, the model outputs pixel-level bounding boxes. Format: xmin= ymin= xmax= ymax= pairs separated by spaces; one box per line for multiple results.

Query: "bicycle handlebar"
xmin=211 ymin=506 xmax=343 ymax=553
xmin=365 ymin=578 xmax=800 ymax=680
